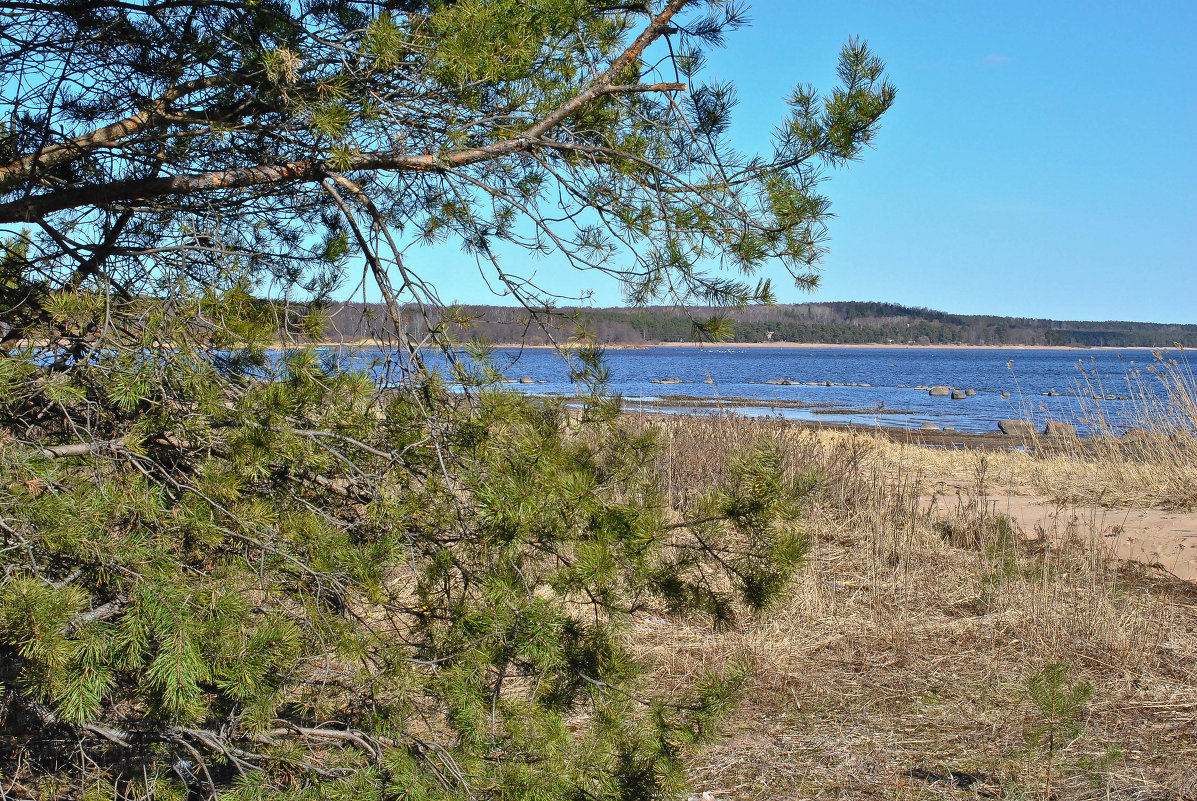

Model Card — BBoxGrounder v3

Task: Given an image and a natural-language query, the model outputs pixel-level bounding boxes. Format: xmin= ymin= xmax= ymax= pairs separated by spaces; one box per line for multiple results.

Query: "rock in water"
xmin=919 ymin=422 xmax=941 ymax=432
xmin=965 ymin=388 xmax=976 ymax=396
xmin=1043 ymin=421 xmax=1077 ymax=437
xmin=998 ymin=419 xmax=1036 ymax=436
xmin=519 ymin=375 xmax=534 ymax=384
xmin=951 ymin=390 xmax=967 ymax=399
xmin=928 ymin=386 xmax=952 ymax=397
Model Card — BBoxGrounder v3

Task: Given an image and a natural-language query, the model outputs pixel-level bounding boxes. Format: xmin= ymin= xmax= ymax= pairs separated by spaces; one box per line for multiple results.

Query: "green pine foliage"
xmin=0 ymin=1 xmax=893 ymax=795
xmin=0 ymin=286 xmax=812 ymax=798
xmin=1023 ymin=661 xmax=1098 ymax=798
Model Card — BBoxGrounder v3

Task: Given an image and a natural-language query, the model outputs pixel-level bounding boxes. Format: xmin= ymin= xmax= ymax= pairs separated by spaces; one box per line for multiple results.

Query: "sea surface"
xmin=342 ymin=345 xmax=1187 ymax=436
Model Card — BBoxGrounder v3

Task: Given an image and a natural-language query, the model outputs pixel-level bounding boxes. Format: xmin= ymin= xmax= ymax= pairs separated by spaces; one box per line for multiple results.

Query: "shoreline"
xmin=12 ymin=339 xmax=1164 ymax=352
xmin=592 ymin=341 xmax=1151 ymax=351
xmin=627 ymin=408 xmax=1047 ymax=451
xmin=300 ymin=340 xmax=1161 ymax=352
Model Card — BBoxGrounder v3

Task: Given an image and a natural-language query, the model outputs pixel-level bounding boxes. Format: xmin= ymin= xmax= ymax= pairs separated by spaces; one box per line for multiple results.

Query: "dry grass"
xmin=1014 ymin=350 xmax=1197 ymax=511
xmin=625 ymin=413 xmax=1197 ymax=800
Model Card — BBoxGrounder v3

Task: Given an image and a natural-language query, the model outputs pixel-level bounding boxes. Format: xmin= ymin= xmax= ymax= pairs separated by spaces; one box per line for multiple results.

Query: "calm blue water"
xmin=337 ymin=345 xmax=1184 ymax=435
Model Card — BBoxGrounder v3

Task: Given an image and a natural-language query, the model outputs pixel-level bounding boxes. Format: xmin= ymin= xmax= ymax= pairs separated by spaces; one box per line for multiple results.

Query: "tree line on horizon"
xmin=324 ymin=301 xmax=1197 ymax=349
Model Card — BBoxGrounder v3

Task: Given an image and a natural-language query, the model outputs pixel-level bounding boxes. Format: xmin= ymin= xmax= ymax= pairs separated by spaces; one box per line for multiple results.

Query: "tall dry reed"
xmin=1023 ymin=349 xmax=1197 ymax=510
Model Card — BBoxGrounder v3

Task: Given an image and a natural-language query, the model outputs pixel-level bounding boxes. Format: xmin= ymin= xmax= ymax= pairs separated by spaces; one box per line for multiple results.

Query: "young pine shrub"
xmin=1023 ymin=661 xmax=1122 ymax=800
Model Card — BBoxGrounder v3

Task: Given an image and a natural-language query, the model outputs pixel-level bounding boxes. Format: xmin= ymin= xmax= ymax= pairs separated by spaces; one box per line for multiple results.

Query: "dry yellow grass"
xmin=624 ymin=413 xmax=1197 ymax=800
xmin=1020 ymin=350 xmax=1197 ymax=511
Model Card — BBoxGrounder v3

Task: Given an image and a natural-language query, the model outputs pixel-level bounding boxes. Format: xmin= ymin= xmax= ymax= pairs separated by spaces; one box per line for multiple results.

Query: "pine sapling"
xmin=1024 ymin=661 xmax=1093 ymax=799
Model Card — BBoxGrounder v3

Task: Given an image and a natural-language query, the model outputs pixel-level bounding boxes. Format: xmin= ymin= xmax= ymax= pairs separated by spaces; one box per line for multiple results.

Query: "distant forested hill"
xmin=321 ymin=301 xmax=1197 ymax=348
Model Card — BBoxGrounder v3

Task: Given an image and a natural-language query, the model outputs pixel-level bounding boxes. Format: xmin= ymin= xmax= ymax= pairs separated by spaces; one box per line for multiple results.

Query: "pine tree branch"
xmin=257 ymin=722 xmax=386 ymax=760
xmin=287 ymin=427 xmax=395 ymax=460
xmin=5 ymin=689 xmax=369 ymax=789
xmin=0 ymin=73 xmax=237 ymax=191
xmin=0 ymin=1 xmax=694 ymax=223
xmin=6 ymin=689 xmax=133 ymax=747
xmin=35 ymin=440 xmax=122 ymax=458
xmin=603 ymin=82 xmax=686 ymax=94
xmin=65 ymin=594 xmax=128 ymax=634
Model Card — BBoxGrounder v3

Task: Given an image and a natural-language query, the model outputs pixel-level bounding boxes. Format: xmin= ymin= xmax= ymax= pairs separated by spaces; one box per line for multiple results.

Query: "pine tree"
xmin=0 ymin=1 xmax=892 ymax=797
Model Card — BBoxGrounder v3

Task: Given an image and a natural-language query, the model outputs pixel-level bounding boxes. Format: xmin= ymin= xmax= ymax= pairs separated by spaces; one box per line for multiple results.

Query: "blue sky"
xmin=399 ymin=1 xmax=1197 ymax=323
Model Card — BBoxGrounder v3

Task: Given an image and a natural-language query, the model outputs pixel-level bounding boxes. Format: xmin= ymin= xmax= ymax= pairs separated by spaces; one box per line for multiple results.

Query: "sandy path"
xmin=1000 ymin=496 xmax=1197 ymax=581
xmin=924 ymin=490 xmax=1197 ymax=581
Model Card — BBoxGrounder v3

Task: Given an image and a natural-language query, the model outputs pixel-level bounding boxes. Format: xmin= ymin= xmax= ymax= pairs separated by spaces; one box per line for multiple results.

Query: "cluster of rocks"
xmin=927 ymin=386 xmax=976 ymax=400
xmin=997 ymin=419 xmax=1078 ymax=437
xmin=650 ymin=377 xmax=690 ymax=384
xmin=917 ymin=419 xmax=1083 ymax=437
xmin=757 ymin=379 xmax=871 ymax=387
xmin=1037 ymin=389 xmax=1129 ymax=400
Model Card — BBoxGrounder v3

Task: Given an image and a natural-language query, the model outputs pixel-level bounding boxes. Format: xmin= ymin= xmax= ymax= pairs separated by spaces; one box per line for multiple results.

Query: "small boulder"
xmin=928 ymin=386 xmax=952 ymax=397
xmin=519 ymin=375 xmax=534 ymax=384
xmin=919 ymin=422 xmax=941 ymax=432
xmin=1001 ymin=391 xmax=1011 ymax=399
xmin=951 ymin=390 xmax=967 ymax=400
xmin=965 ymin=388 xmax=976 ymax=396
xmin=1043 ymin=421 xmax=1077 ymax=437
xmin=943 ymin=426 xmax=957 ymax=432
xmin=998 ymin=419 xmax=1036 ymax=436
